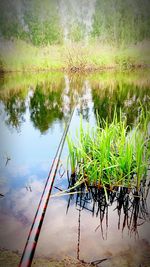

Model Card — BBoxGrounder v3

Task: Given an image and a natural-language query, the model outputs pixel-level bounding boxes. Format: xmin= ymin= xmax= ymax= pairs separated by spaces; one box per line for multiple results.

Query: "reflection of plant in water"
xmin=0 ymin=73 xmax=67 ymax=133
xmin=0 ymin=71 xmax=150 ymax=135
xmin=64 ymin=74 xmax=90 ymax=120
xmin=0 ymin=73 xmax=5 ymax=88
xmin=29 ymin=84 xmax=64 ymax=133
xmin=91 ymin=81 xmax=150 ymax=126
xmin=0 ymin=73 xmax=89 ymax=133
xmin=63 ymin=71 xmax=150 ymax=124
xmin=0 ymin=90 xmax=26 ymax=131
xmin=67 ymin=178 xmax=150 ymax=239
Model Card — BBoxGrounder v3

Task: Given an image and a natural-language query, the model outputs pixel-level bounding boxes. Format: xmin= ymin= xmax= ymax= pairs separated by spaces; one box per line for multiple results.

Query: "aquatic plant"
xmin=67 ymin=108 xmax=150 ymax=193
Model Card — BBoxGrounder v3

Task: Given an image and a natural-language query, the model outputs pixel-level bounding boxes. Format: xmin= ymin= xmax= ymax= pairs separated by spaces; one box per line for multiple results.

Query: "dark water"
xmin=0 ymin=71 xmax=150 ymax=265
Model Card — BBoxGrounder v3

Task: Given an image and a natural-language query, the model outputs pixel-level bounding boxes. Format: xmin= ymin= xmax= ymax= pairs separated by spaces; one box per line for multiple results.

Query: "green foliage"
xmin=0 ymin=0 xmax=63 ymax=46
xmin=70 ymin=23 xmax=86 ymax=42
xmin=67 ymin=109 xmax=150 ymax=191
xmin=91 ymin=0 xmax=150 ymax=45
xmin=0 ymin=0 xmax=150 ymax=46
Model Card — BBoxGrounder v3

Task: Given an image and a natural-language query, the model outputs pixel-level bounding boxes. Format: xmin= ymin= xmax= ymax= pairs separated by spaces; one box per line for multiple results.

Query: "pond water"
xmin=0 ymin=70 xmax=150 ymax=266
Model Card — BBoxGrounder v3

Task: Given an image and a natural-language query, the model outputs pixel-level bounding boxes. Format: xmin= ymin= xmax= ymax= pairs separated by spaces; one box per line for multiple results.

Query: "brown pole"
xmin=19 ymin=109 xmax=74 ymax=267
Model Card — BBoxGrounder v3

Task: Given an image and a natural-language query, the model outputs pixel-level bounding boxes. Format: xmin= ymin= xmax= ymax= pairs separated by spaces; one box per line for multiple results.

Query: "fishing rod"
xmin=19 ymin=108 xmax=74 ymax=267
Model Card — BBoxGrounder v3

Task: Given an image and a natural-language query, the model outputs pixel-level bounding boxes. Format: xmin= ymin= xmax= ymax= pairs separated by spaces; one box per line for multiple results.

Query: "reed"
xmin=67 ymin=108 xmax=150 ymax=192
xmin=66 ymin=179 xmax=150 ymax=236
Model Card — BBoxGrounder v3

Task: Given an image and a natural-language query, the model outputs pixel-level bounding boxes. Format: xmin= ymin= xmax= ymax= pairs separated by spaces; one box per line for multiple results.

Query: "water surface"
xmin=0 ymin=70 xmax=150 ymax=265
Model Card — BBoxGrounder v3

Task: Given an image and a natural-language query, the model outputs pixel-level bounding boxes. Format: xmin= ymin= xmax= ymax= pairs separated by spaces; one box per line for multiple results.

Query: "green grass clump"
xmin=67 ymin=108 xmax=150 ymax=192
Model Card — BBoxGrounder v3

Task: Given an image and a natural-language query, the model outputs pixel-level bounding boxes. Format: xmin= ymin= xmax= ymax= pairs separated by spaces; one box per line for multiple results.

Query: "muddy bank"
xmin=100 ymin=240 xmax=150 ymax=267
xmin=0 ymin=249 xmax=91 ymax=267
xmin=1 ymin=240 xmax=150 ymax=267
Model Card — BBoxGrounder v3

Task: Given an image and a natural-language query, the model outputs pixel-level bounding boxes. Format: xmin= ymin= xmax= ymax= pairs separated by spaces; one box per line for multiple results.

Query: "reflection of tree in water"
xmin=68 ymin=74 xmax=91 ymax=120
xmin=65 ymin=75 xmax=150 ymax=123
xmin=0 ymin=73 xmax=5 ymax=89
xmin=0 ymin=91 xmax=26 ymax=131
xmin=29 ymin=84 xmax=64 ymax=133
xmin=91 ymin=82 xmax=150 ymax=125
xmin=0 ymin=74 xmax=90 ymax=132
xmin=1 ymin=74 xmax=150 ymax=133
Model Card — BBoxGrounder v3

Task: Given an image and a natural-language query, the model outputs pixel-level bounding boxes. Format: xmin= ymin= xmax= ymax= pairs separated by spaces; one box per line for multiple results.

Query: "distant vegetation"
xmin=0 ymin=0 xmax=150 ymax=46
xmin=0 ymin=0 xmax=150 ymax=71
xmin=0 ymin=0 xmax=62 ymax=46
xmin=92 ymin=0 xmax=150 ymax=46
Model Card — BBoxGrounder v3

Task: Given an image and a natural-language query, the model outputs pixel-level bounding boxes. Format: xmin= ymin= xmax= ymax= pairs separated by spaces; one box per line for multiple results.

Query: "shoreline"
xmin=0 ymin=63 xmax=149 ymax=75
xmin=1 ymin=241 xmax=150 ymax=267
xmin=0 ymin=249 xmax=92 ymax=267
xmin=0 ymin=39 xmax=150 ymax=74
